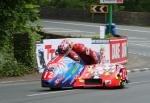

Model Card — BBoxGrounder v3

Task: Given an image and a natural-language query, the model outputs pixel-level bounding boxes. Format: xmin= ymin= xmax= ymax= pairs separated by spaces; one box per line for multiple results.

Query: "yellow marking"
xmin=85 ymin=73 xmax=89 ymax=77
xmin=79 ymin=78 xmax=84 ymax=83
xmin=72 ymin=64 xmax=79 ymax=75
xmin=104 ymin=72 xmax=110 ymax=76
xmin=88 ymin=67 xmax=93 ymax=72
xmin=115 ymin=75 xmax=119 ymax=79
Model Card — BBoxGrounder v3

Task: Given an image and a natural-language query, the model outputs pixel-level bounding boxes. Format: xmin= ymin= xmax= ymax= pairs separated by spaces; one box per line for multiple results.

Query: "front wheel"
xmin=49 ymin=87 xmax=62 ymax=91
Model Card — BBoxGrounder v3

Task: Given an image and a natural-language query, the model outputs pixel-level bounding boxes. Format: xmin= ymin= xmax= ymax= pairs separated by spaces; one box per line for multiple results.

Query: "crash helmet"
xmin=57 ymin=39 xmax=73 ymax=54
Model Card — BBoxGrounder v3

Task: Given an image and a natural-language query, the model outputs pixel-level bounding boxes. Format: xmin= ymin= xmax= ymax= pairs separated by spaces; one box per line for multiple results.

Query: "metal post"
xmin=108 ymin=4 xmax=113 ymax=34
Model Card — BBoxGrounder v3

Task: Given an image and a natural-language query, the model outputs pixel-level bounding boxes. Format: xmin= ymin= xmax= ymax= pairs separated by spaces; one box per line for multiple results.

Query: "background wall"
xmin=40 ymin=7 xmax=150 ymax=26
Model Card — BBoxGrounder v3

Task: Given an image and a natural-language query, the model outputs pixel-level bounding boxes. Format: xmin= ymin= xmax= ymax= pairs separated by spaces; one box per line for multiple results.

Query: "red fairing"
xmin=68 ymin=43 xmax=98 ymax=64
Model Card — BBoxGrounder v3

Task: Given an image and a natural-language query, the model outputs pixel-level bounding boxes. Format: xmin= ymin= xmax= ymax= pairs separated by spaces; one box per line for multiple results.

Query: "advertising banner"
xmin=109 ymin=37 xmax=128 ymax=64
xmin=36 ymin=43 xmax=45 ymax=73
xmin=36 ymin=37 xmax=128 ymax=73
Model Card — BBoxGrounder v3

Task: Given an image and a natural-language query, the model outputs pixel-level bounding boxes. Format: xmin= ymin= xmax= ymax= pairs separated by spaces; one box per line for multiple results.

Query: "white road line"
xmin=43 ymin=20 xmax=100 ymax=27
xmin=143 ymin=68 xmax=150 ymax=70
xmin=127 ymin=70 xmax=131 ymax=73
xmin=43 ymin=27 xmax=81 ymax=32
xmin=0 ymin=81 xmax=39 ymax=87
xmin=0 ymin=80 xmax=26 ymax=84
xmin=117 ymin=28 xmax=150 ymax=33
xmin=43 ymin=20 xmax=150 ymax=33
xmin=48 ymin=31 xmax=95 ymax=34
xmin=128 ymin=37 xmax=147 ymax=40
xmin=44 ymin=31 xmax=82 ymax=33
xmin=130 ymin=43 xmax=150 ymax=48
xmin=128 ymin=52 xmax=137 ymax=55
xmin=43 ymin=27 xmax=75 ymax=31
xmin=27 ymin=90 xmax=74 ymax=97
xmin=129 ymin=41 xmax=150 ymax=43
xmin=27 ymin=92 xmax=52 ymax=97
xmin=0 ymin=81 xmax=16 ymax=84
xmin=128 ymin=52 xmax=147 ymax=57
xmin=27 ymin=80 xmax=150 ymax=97
xmin=42 ymin=28 xmax=96 ymax=34
xmin=129 ymin=81 xmax=150 ymax=85
xmin=131 ymin=69 xmax=141 ymax=72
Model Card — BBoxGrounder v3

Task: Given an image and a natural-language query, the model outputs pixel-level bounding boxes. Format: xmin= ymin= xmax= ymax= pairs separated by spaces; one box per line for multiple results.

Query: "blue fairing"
xmin=42 ymin=56 xmax=84 ymax=88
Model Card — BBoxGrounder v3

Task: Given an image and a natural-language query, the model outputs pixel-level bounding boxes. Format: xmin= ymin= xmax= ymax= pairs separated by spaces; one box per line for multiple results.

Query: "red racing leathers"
xmin=68 ymin=43 xmax=98 ymax=65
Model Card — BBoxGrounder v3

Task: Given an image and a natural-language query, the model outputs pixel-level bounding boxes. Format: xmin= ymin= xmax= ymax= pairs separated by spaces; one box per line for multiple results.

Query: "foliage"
xmin=13 ymin=31 xmax=36 ymax=68
xmin=92 ymin=34 xmax=114 ymax=39
xmin=43 ymin=0 xmax=97 ymax=9
xmin=124 ymin=0 xmax=150 ymax=12
xmin=0 ymin=0 xmax=40 ymax=77
xmin=41 ymin=0 xmax=150 ymax=12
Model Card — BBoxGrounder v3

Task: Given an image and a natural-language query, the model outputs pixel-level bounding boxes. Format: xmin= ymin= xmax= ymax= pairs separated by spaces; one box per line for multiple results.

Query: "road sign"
xmin=90 ymin=5 xmax=108 ymax=13
xmin=100 ymin=0 xmax=124 ymax=4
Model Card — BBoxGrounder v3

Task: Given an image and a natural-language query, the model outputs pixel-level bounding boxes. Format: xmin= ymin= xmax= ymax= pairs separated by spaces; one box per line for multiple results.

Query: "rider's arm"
xmin=68 ymin=50 xmax=80 ymax=62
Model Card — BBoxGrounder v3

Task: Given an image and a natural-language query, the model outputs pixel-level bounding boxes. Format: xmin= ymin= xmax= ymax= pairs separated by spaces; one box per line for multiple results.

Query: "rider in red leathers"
xmin=56 ymin=39 xmax=98 ymax=65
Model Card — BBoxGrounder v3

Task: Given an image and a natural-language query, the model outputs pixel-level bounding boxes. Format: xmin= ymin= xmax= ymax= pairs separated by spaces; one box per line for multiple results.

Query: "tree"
xmin=46 ymin=0 xmax=97 ymax=9
xmin=0 ymin=0 xmax=40 ymax=77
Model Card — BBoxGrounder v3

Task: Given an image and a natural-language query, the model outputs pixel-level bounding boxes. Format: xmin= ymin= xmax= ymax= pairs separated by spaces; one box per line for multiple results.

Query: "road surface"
xmin=0 ymin=71 xmax=150 ymax=103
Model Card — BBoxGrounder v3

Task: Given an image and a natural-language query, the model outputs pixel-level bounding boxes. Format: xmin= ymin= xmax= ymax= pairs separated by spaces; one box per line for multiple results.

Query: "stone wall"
xmin=40 ymin=7 xmax=150 ymax=26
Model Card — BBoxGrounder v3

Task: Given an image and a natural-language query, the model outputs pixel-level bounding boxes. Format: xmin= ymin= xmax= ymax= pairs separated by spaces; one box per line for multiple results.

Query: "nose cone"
xmin=41 ymin=70 xmax=56 ymax=87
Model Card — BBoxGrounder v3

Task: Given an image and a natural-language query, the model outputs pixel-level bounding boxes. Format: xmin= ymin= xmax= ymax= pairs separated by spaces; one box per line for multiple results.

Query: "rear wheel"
xmin=74 ymin=86 xmax=84 ymax=89
xmin=119 ymin=68 xmax=128 ymax=88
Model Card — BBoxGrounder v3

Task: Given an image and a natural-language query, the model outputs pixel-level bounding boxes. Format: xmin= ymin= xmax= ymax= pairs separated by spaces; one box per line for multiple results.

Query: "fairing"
xmin=41 ymin=55 xmax=128 ymax=88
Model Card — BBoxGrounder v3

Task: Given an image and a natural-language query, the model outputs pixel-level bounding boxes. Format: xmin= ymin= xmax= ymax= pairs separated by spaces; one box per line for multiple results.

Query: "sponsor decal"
xmin=70 ymin=77 xmax=76 ymax=85
xmin=55 ymin=76 xmax=63 ymax=85
xmin=62 ymin=75 xmax=71 ymax=84
xmin=45 ymin=45 xmax=55 ymax=60
xmin=122 ymin=42 xmax=127 ymax=58
xmin=112 ymin=43 xmax=120 ymax=60
xmin=105 ymin=80 xmax=111 ymax=84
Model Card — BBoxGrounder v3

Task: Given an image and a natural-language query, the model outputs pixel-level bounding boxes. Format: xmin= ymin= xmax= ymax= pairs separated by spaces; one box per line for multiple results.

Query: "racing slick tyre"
xmin=49 ymin=87 xmax=61 ymax=91
xmin=73 ymin=86 xmax=84 ymax=89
